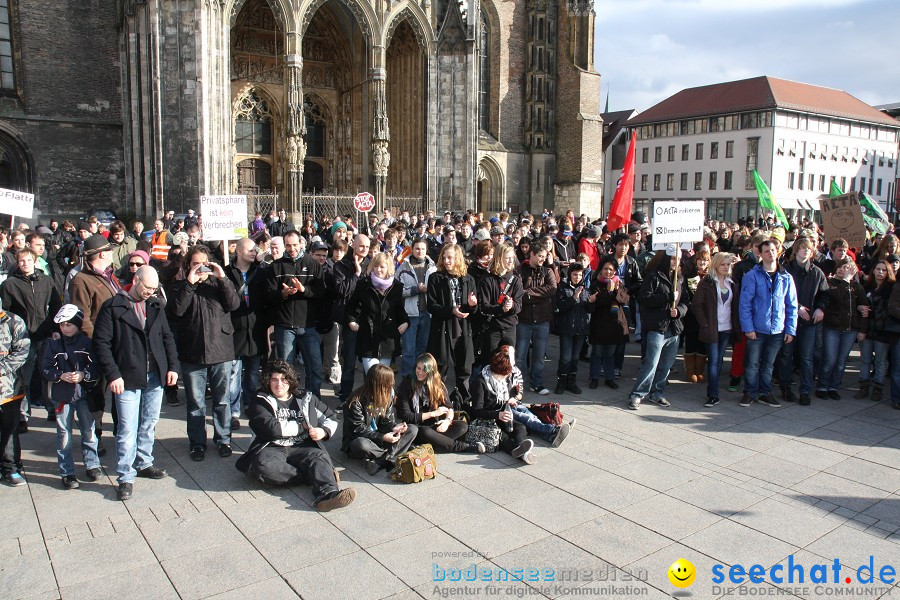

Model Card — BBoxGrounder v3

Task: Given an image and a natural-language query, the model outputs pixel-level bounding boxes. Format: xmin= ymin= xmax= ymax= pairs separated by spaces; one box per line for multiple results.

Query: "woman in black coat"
xmin=588 ymin=256 xmax=629 ymax=389
xmin=346 ymin=252 xmax=409 ymax=374
xmin=426 ymin=244 xmax=478 ymax=399
xmin=477 ymin=242 xmax=523 ymax=357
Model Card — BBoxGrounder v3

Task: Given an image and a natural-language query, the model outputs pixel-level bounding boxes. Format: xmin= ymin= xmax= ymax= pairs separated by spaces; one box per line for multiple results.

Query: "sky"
xmin=594 ymin=0 xmax=900 ymax=115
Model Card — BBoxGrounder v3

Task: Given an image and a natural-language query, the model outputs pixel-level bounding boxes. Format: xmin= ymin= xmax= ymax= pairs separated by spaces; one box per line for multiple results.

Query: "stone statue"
xmin=372 ymin=142 xmax=390 ymax=177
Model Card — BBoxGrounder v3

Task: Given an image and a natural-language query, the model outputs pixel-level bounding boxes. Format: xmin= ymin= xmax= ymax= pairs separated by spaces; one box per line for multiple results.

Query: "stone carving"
xmin=230 ymin=0 xmax=285 ymax=29
xmin=385 ymin=7 xmax=428 ymax=49
xmin=372 ymin=141 xmax=390 ymax=178
xmin=568 ymin=0 xmax=595 ymax=16
xmin=303 ymin=65 xmax=336 ymax=89
xmin=300 ymin=0 xmax=372 ymax=40
xmin=283 ymin=133 xmax=306 ymax=171
xmin=231 ymin=56 xmax=282 ymax=84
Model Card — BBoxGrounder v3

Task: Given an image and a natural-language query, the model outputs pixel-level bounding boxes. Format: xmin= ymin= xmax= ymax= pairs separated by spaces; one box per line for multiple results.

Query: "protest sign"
xmin=819 ymin=192 xmax=867 ymax=249
xmin=199 ymin=195 xmax=249 ymax=241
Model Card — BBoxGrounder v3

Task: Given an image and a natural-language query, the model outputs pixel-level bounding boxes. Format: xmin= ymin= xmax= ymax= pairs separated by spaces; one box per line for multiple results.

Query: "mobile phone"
xmin=197 ymin=265 xmax=213 ymax=273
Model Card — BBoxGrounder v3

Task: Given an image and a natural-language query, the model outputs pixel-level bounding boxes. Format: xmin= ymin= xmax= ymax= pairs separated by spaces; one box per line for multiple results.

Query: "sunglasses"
xmin=129 ymin=262 xmax=145 ymax=267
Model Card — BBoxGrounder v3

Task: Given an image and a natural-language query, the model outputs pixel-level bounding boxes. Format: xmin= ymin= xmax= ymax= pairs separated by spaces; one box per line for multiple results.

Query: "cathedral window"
xmin=479 ymin=9 xmax=491 ymax=134
xmin=304 ymin=98 xmax=327 ymax=158
xmin=235 ymin=91 xmax=273 ymax=155
xmin=0 ymin=0 xmax=14 ymax=90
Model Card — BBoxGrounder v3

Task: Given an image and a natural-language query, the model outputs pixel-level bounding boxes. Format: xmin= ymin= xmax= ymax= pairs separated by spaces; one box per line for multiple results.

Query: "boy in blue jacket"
xmin=42 ymin=305 xmax=101 ymax=489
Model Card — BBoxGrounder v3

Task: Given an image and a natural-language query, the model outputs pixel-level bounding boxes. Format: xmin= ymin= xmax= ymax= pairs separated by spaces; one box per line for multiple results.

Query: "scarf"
xmin=596 ymin=274 xmax=621 ymax=286
xmin=371 ymin=273 xmax=393 ymax=291
xmin=481 ymin=365 xmax=509 ymax=407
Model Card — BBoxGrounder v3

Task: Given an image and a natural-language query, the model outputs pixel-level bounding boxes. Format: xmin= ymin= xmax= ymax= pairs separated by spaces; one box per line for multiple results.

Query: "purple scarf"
xmin=371 ymin=273 xmax=393 ymax=291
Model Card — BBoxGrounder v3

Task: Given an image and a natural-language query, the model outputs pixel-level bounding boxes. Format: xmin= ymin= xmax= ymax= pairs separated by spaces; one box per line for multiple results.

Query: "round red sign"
xmin=354 ymin=192 xmax=375 ymax=213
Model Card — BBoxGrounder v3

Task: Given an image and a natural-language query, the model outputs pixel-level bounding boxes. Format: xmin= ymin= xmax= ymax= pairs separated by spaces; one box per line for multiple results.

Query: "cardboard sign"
xmin=0 ymin=188 xmax=34 ymax=219
xmin=651 ymin=201 xmax=705 ymax=245
xmin=354 ymin=192 xmax=375 ymax=213
xmin=199 ymin=195 xmax=249 ymax=240
xmin=820 ymin=192 xmax=867 ymax=249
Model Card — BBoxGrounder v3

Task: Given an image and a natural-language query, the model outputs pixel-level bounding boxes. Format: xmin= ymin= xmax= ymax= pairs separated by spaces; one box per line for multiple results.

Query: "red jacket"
xmin=578 ymin=237 xmax=600 ymax=271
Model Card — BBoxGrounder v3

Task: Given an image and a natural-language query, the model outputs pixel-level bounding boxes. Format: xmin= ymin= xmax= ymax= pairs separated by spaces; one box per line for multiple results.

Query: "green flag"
xmin=829 ymin=180 xmax=843 ymax=198
xmin=860 ymin=192 xmax=889 ymax=235
xmin=752 ymin=170 xmax=789 ymax=229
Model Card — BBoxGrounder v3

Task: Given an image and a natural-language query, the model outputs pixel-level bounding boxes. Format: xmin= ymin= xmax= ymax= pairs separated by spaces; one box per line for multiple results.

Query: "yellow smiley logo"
xmin=668 ymin=559 xmax=696 ymax=588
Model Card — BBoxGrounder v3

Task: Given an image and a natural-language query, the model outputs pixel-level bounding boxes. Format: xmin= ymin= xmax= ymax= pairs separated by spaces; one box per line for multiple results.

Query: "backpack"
xmin=390 ymin=444 xmax=437 ymax=483
xmin=528 ymin=402 xmax=564 ymax=427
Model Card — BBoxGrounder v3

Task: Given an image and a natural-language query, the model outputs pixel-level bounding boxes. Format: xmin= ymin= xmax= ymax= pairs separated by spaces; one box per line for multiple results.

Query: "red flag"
xmin=606 ymin=130 xmax=636 ymax=231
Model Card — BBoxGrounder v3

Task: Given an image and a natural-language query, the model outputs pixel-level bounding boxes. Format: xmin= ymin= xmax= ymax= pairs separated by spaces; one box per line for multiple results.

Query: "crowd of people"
xmin=1 ymin=205 xmax=899 ymax=511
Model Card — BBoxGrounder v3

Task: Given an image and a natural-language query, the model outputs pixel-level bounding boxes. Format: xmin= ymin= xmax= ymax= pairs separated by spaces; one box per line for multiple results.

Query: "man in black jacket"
xmin=328 ymin=234 xmax=370 ymax=404
xmin=170 ymin=245 xmax=241 ymax=461
xmin=265 ymin=231 xmax=326 ymax=399
xmin=604 ymin=233 xmax=643 ymax=374
xmin=92 ymin=266 xmax=179 ymax=500
xmin=0 ymin=248 xmax=61 ymax=427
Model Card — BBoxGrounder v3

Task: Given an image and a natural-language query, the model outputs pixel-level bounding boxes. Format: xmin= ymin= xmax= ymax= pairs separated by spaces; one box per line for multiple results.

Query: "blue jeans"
xmin=590 ymin=344 xmax=616 ymax=380
xmin=744 ymin=333 xmax=784 ymax=397
xmin=858 ymin=338 xmax=889 ymax=386
xmin=891 ymin=337 xmax=900 ymax=406
xmin=630 ymin=330 xmax=679 ymax=401
xmin=818 ymin=328 xmax=858 ymax=392
xmin=183 ymin=361 xmax=232 ymax=451
xmin=56 ymin=398 xmax=99 ymax=477
xmin=273 ymin=326 xmax=323 ymax=398
xmin=515 ymin=321 xmax=550 ymax=389
xmin=705 ymin=330 xmax=732 ymax=399
xmin=229 ymin=356 xmax=262 ymax=417
xmin=400 ymin=314 xmax=431 ymax=379
xmin=114 ymin=371 xmax=163 ymax=483
xmin=511 ymin=405 xmax=556 ymax=442
xmin=778 ymin=325 xmax=817 ymax=395
xmin=557 ymin=334 xmax=585 ymax=375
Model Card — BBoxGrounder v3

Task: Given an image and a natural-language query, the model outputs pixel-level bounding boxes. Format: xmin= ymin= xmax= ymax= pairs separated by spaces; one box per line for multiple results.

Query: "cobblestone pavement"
xmin=2 ymin=341 xmax=899 ymax=599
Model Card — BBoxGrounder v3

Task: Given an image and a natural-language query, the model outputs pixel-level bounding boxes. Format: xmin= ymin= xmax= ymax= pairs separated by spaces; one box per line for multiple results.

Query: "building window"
xmin=654 ymin=147 xmax=662 ymax=162
xmin=667 ymin=145 xmax=675 ymax=161
xmin=641 ymin=174 xmax=648 ymax=191
xmin=0 ymin=0 xmax=13 ymax=90
xmin=303 ymin=98 xmax=327 ymax=158
xmin=680 ymin=173 xmax=688 ymax=191
xmin=681 ymin=144 xmax=689 ymax=161
xmin=724 ymin=171 xmax=732 ymax=190
xmin=653 ymin=174 xmax=661 ymax=191
xmin=237 ymin=158 xmax=273 ymax=194
xmin=869 ymin=177 xmax=874 ymax=195
xmin=709 ymin=172 xmax=717 ymax=190
xmin=809 ymin=174 xmax=815 ymax=191
xmin=642 ymin=147 xmax=649 ymax=163
xmin=725 ymin=140 xmax=734 ymax=158
xmin=820 ymin=175 xmax=827 ymax=192
xmin=694 ymin=172 xmax=702 ymax=191
xmin=787 ymin=172 xmax=795 ymax=190
xmin=877 ymin=179 xmax=883 ymax=195
xmin=667 ymin=173 xmax=674 ymax=191
xmin=710 ymin=142 xmax=718 ymax=160
xmin=745 ymin=138 xmax=759 ymax=190
xmin=235 ymin=91 xmax=273 ymax=155
xmin=479 ymin=11 xmax=491 ymax=133
xmin=799 ymin=173 xmax=804 ymax=191
xmin=696 ymin=143 xmax=703 ymax=160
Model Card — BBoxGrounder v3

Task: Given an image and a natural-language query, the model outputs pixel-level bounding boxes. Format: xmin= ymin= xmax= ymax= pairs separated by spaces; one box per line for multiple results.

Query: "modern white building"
xmin=610 ymin=76 xmax=900 ymax=223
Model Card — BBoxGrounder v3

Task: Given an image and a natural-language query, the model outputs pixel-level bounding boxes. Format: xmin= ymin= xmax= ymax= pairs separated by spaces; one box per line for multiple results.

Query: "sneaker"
xmin=474 ymin=442 xmax=486 ymax=454
xmin=551 ymin=422 xmax=571 ymax=448
xmin=230 ymin=416 xmax=241 ymax=431
xmin=604 ymin=379 xmax=619 ymax=390
xmin=653 ymin=397 xmax=671 ymax=407
xmin=798 ymin=394 xmax=811 ymax=406
xmin=781 ymin=388 xmax=797 ymax=403
xmin=815 ymin=390 xmax=827 ymax=399
xmin=704 ymin=397 xmax=720 ymax=407
xmin=589 ymin=379 xmax=599 ymax=389
xmin=218 ymin=444 xmax=233 ymax=458
xmin=568 ymin=418 xmax=577 ymax=429
xmin=511 ymin=439 xmax=534 ymax=459
xmin=739 ymin=393 xmax=754 ymax=407
xmin=627 ymin=396 xmax=641 ymax=410
xmin=5 ymin=472 xmax=25 ymax=487
xmin=827 ymin=390 xmax=841 ymax=400
xmin=190 ymin=448 xmax=206 ymax=461
xmin=757 ymin=395 xmax=782 ymax=408
xmin=61 ymin=475 xmax=80 ymax=490
xmin=365 ymin=459 xmax=385 ymax=475
xmin=17 ymin=420 xmax=27 ymax=434
xmin=530 ymin=386 xmax=550 ymax=396
xmin=85 ymin=467 xmax=102 ymax=482
xmin=728 ymin=376 xmax=741 ymax=392
xmin=521 ymin=450 xmax=536 ymax=465
xmin=136 ymin=466 xmax=167 ymax=479
xmin=315 ymin=488 xmax=357 ymax=512
xmin=117 ymin=482 xmax=133 ymax=501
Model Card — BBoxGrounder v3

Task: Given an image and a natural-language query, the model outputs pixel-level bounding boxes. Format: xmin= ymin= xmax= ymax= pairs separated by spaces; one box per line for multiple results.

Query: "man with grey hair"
xmin=93 ymin=265 xmax=179 ymax=500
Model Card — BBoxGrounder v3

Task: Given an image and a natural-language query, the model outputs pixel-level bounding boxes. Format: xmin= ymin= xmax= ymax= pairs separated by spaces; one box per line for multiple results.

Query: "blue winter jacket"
xmin=739 ymin=264 xmax=799 ymax=336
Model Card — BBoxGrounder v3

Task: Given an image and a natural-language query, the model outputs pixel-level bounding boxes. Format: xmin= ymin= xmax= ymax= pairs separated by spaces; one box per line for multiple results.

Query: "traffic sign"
xmin=354 ymin=192 xmax=375 ymax=213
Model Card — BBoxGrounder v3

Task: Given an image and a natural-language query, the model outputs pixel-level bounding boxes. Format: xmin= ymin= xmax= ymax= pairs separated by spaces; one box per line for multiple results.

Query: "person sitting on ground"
xmin=0 ymin=297 xmax=29 ymax=487
xmin=236 ymin=360 xmax=356 ymax=512
xmin=341 ymin=364 xmax=418 ymax=476
xmin=396 ymin=353 xmax=484 ymax=454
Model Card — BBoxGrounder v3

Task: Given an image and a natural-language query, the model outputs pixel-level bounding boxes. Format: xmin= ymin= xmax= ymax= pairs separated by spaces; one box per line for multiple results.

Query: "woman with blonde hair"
xmin=474 ymin=242 xmax=522 ymax=366
xmin=396 ymin=353 xmax=485 ymax=453
xmin=341 ymin=364 xmax=418 ymax=475
xmin=427 ymin=243 xmax=478 ymax=399
xmin=346 ymin=252 xmax=409 ymax=374
xmin=691 ymin=252 xmax=739 ymax=406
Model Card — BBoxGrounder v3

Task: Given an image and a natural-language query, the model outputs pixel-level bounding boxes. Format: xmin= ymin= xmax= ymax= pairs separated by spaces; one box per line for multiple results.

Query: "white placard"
xmin=199 ymin=195 xmax=249 ymax=241
xmin=0 ymin=188 xmax=34 ymax=219
xmin=651 ymin=241 xmax=694 ymax=252
xmin=651 ymin=201 xmax=705 ymax=245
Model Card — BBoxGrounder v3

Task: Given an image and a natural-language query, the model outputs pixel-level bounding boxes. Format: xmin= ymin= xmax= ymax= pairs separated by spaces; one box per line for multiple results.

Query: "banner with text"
xmin=200 ymin=195 xmax=249 ymax=241
xmin=0 ymin=188 xmax=35 ymax=219
xmin=820 ymin=192 xmax=867 ymax=249
xmin=651 ymin=201 xmax=705 ymax=245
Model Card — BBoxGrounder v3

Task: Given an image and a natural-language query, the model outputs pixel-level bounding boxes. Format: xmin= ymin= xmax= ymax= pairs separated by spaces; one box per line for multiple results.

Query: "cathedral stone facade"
xmin=0 ymin=0 xmax=603 ymax=221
